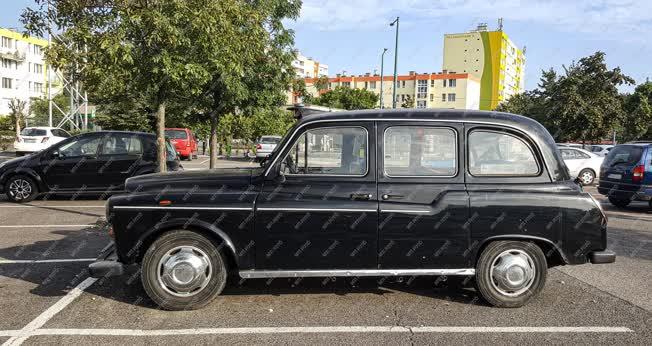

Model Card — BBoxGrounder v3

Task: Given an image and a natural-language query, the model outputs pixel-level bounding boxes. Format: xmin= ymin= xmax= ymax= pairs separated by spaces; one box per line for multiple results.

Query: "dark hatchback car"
xmin=0 ymin=131 xmax=181 ymax=202
xmin=598 ymin=143 xmax=652 ymax=208
xmin=90 ymin=110 xmax=614 ymax=310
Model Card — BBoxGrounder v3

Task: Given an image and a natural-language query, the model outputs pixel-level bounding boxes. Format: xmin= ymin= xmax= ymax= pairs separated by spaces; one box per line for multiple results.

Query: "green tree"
xmin=311 ymin=86 xmax=379 ymax=110
xmin=8 ymin=98 xmax=27 ymax=138
xmin=28 ymin=93 xmax=69 ymax=127
xmin=622 ymin=82 xmax=652 ymax=141
xmin=494 ymin=52 xmax=634 ymax=142
xmin=313 ymin=75 xmax=330 ymax=92
xmin=23 ymin=0 xmax=287 ymax=172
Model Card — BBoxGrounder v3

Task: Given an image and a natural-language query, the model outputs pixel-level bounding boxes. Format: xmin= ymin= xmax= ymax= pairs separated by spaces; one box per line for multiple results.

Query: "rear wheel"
xmin=578 ymin=169 xmax=595 ymax=186
xmin=608 ymin=197 xmax=630 ymax=208
xmin=475 ymin=241 xmax=547 ymax=308
xmin=5 ymin=175 xmax=38 ymax=203
xmin=141 ymin=230 xmax=227 ymax=310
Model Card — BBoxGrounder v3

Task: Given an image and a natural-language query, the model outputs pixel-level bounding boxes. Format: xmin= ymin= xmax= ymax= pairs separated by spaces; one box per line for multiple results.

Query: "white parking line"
xmin=0 ymin=258 xmax=96 ymax=264
xmin=0 ymin=224 xmax=94 ymax=228
xmin=0 ymin=205 xmax=105 ymax=208
xmin=2 ymin=277 xmax=98 ymax=346
xmin=0 ymin=325 xmax=633 ymax=338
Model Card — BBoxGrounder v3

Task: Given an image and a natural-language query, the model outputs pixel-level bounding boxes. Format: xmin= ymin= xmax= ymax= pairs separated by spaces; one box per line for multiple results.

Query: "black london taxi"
xmin=90 ymin=109 xmax=615 ymax=310
xmin=0 ymin=131 xmax=181 ymax=202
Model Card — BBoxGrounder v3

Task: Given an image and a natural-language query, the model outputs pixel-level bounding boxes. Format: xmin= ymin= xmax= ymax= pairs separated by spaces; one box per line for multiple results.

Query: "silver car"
xmin=255 ymin=135 xmax=282 ymax=161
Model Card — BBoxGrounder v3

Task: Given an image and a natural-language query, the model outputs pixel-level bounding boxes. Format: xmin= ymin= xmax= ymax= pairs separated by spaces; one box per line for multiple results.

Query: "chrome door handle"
xmin=350 ymin=193 xmax=373 ymax=200
xmin=382 ymin=194 xmax=405 ymax=200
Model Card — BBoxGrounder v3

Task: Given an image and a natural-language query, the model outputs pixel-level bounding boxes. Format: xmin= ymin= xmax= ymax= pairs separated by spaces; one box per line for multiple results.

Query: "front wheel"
xmin=5 ymin=175 xmax=39 ymax=203
xmin=475 ymin=241 xmax=547 ymax=308
xmin=608 ymin=197 xmax=630 ymax=208
xmin=141 ymin=230 xmax=227 ymax=310
xmin=578 ymin=169 xmax=595 ymax=186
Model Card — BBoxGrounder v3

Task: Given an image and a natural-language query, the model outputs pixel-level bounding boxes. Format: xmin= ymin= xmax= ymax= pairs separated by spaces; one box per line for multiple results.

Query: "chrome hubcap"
xmin=490 ymin=249 xmax=536 ymax=297
xmin=581 ymin=171 xmax=594 ymax=184
xmin=157 ymin=246 xmax=212 ymax=297
xmin=8 ymin=179 xmax=32 ymax=200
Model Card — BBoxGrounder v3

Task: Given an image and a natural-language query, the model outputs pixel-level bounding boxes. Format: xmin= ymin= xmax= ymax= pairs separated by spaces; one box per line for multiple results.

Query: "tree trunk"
xmin=209 ymin=114 xmax=218 ymax=169
xmin=157 ymin=102 xmax=167 ymax=173
xmin=15 ymin=115 xmax=21 ymax=139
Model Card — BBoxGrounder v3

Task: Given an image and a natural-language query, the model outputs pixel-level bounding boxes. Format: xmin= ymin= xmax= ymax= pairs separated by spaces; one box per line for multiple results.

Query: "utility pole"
xmin=47 ymin=1 xmax=52 ymax=127
xmin=380 ymin=48 xmax=388 ymax=109
xmin=390 ymin=17 xmax=399 ymax=108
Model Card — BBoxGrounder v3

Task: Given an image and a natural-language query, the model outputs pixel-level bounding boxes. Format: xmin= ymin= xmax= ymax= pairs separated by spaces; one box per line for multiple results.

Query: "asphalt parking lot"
xmin=0 ymin=154 xmax=650 ymax=345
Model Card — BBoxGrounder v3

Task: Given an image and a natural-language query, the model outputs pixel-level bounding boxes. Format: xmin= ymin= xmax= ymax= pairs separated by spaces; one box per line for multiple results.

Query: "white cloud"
xmin=297 ymin=0 xmax=652 ymax=36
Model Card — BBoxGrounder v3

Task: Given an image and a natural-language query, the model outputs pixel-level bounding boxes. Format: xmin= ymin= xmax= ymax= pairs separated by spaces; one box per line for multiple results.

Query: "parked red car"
xmin=164 ymin=128 xmax=198 ymax=161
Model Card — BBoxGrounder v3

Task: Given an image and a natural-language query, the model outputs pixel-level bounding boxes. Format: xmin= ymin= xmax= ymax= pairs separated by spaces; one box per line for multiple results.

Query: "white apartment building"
xmin=0 ymin=28 xmax=55 ymax=115
xmin=305 ymin=71 xmax=481 ymax=110
xmin=292 ymin=52 xmax=328 ymax=78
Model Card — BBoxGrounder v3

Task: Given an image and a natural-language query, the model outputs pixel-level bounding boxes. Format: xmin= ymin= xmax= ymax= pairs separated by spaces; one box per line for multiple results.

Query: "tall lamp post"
xmin=390 ymin=17 xmax=399 ymax=108
xmin=380 ymin=48 xmax=388 ymax=109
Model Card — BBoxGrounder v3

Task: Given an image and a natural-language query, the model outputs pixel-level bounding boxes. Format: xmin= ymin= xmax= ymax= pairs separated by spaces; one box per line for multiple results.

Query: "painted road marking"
xmin=0 ymin=224 xmax=94 ymax=228
xmin=0 ymin=205 xmax=105 ymax=208
xmin=0 ymin=258 xmax=96 ymax=264
xmin=0 ymin=326 xmax=633 ymax=337
xmin=2 ymin=277 xmax=98 ymax=346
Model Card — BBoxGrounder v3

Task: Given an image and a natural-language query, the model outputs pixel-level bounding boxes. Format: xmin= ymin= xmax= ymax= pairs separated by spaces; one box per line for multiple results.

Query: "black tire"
xmin=475 ymin=241 xmax=547 ymax=308
xmin=141 ymin=230 xmax=227 ymax=310
xmin=5 ymin=175 xmax=39 ymax=203
xmin=578 ymin=169 xmax=595 ymax=186
xmin=608 ymin=197 xmax=630 ymax=208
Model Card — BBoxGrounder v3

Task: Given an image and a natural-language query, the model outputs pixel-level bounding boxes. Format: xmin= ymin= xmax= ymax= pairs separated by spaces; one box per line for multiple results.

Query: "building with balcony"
xmin=0 ymin=27 xmax=57 ymax=115
xmin=304 ymin=71 xmax=480 ymax=110
xmin=292 ymin=52 xmax=328 ymax=78
xmin=442 ymin=22 xmax=526 ymax=110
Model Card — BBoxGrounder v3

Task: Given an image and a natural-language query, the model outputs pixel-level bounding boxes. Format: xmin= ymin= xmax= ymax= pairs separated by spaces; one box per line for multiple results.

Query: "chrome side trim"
xmin=381 ymin=209 xmax=431 ymax=214
xmin=239 ymin=268 xmax=475 ymax=278
xmin=113 ymin=206 xmax=253 ymax=211
xmin=257 ymin=207 xmax=377 ymax=213
xmin=264 ymin=117 xmax=554 ymax=181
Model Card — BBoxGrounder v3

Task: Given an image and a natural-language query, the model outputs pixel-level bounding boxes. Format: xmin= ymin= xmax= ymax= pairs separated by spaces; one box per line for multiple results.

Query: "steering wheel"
xmin=284 ymin=154 xmax=298 ymax=174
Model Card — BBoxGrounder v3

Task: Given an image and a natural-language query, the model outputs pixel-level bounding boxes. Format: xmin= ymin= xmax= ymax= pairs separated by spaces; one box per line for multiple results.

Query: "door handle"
xmin=350 ymin=193 xmax=373 ymax=200
xmin=382 ymin=194 xmax=405 ymax=200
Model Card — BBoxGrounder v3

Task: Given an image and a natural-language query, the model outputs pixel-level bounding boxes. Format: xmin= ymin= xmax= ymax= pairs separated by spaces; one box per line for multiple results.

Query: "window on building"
xmin=284 ymin=127 xmax=368 ymax=176
xmin=34 ymin=82 xmax=43 ymax=93
xmin=34 ymin=63 xmax=43 ymax=74
xmin=441 ymin=93 xmax=446 ymax=102
xmin=342 ymin=81 xmax=351 ymax=88
xmin=1 ymin=36 xmax=13 ymax=49
xmin=443 ymin=79 xmax=447 ymax=87
xmin=364 ymin=81 xmax=368 ymax=89
xmin=449 ymin=79 xmax=457 ymax=87
xmin=468 ymin=131 xmax=539 ymax=176
xmin=430 ymin=79 xmax=435 ymax=87
xmin=430 ymin=94 xmax=434 ymax=101
xmin=33 ymin=44 xmax=42 ymax=55
xmin=383 ymin=126 xmax=457 ymax=177
xmin=416 ymin=100 xmax=427 ymax=109
xmin=396 ymin=80 xmax=400 ymax=88
xmin=448 ymin=93 xmax=456 ymax=102
xmin=401 ymin=94 xmax=406 ymax=102
xmin=1 ymin=77 xmax=12 ymax=89
xmin=401 ymin=80 xmax=406 ymax=88
xmin=417 ymin=80 xmax=427 ymax=99
xmin=369 ymin=81 xmax=376 ymax=89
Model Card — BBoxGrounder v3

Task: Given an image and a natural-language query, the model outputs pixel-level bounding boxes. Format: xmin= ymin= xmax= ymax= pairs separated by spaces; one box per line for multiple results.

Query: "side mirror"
xmin=50 ymin=150 xmax=61 ymax=159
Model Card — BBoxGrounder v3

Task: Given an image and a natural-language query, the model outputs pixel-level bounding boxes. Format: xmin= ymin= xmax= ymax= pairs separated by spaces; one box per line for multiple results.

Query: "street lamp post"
xmin=390 ymin=17 xmax=399 ymax=108
xmin=380 ymin=48 xmax=388 ymax=109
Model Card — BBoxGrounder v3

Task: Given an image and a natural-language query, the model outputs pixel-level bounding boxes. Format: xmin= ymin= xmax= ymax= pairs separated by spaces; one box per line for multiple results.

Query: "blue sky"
xmin=3 ymin=0 xmax=650 ymax=91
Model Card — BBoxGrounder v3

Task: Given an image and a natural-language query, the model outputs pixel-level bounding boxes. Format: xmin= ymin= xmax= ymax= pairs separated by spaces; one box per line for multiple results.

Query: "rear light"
xmin=41 ymin=137 xmax=50 ymax=143
xmin=632 ymin=165 xmax=645 ymax=183
xmin=256 ymin=144 xmax=262 ymax=150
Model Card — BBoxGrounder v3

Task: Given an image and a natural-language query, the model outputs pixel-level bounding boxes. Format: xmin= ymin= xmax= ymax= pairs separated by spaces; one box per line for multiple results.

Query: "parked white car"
xmin=13 ymin=127 xmax=71 ymax=156
xmin=255 ymin=135 xmax=282 ymax=161
xmin=559 ymin=147 xmax=604 ymax=185
xmin=588 ymin=144 xmax=614 ymax=157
